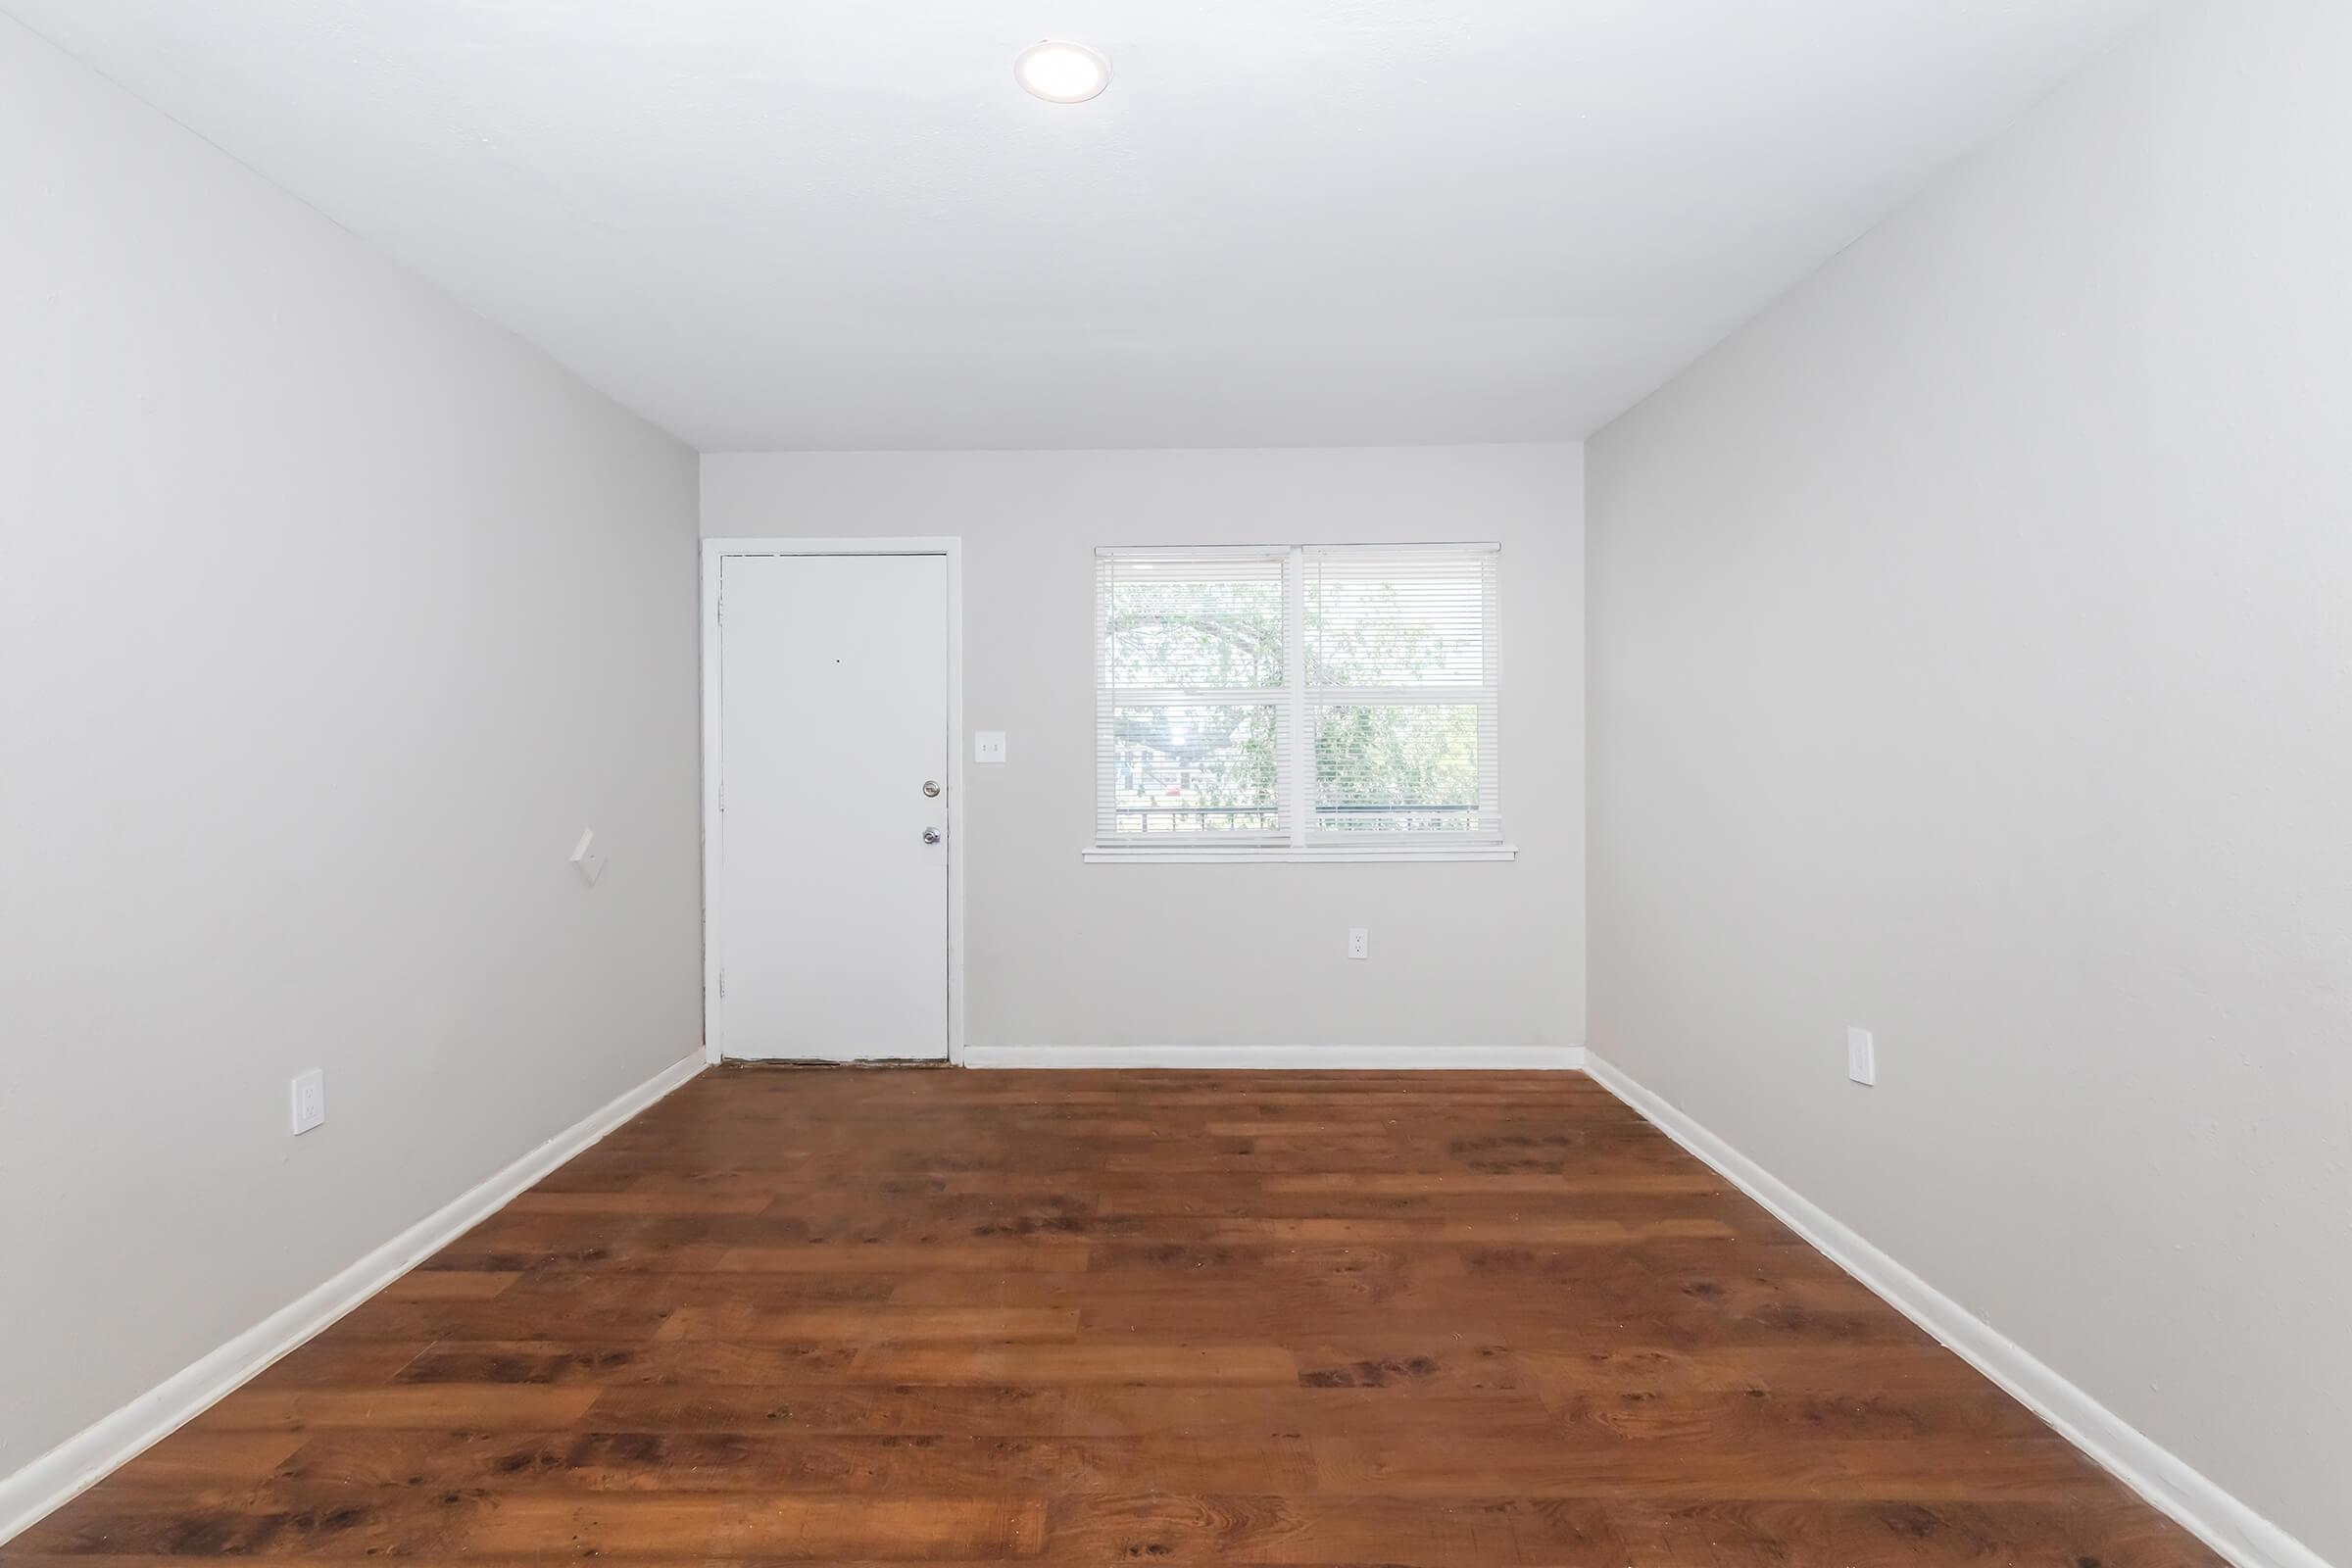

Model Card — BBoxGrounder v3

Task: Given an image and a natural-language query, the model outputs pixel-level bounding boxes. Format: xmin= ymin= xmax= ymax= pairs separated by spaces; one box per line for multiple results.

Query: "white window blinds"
xmin=1096 ymin=548 xmax=1293 ymax=844
xmin=1096 ymin=543 xmax=1501 ymax=853
xmin=1305 ymin=545 xmax=1500 ymax=840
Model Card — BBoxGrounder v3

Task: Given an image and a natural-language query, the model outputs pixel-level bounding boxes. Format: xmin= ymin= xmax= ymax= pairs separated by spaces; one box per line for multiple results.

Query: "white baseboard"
xmin=0 ymin=1049 xmax=707 ymax=1547
xmin=1580 ymin=1050 xmax=2327 ymax=1568
xmin=961 ymin=1044 xmax=1585 ymax=1070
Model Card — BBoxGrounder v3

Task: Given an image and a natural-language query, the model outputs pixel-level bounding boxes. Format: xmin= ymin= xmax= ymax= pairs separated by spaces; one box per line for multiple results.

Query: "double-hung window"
xmin=1091 ymin=543 xmax=1508 ymax=861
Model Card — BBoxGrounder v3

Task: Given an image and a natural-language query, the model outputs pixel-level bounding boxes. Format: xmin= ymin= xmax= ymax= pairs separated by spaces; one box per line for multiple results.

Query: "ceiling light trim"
xmin=1014 ymin=39 xmax=1111 ymax=104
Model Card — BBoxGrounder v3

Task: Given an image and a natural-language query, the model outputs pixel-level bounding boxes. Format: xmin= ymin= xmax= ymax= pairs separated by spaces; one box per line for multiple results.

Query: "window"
xmin=1091 ymin=544 xmax=1508 ymax=861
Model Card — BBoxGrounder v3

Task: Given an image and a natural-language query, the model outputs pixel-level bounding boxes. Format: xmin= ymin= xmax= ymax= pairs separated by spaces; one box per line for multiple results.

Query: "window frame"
xmin=1087 ymin=543 xmax=1516 ymax=864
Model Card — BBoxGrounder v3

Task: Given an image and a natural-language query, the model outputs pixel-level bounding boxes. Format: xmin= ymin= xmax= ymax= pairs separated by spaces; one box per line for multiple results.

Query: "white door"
xmin=716 ymin=553 xmax=949 ymax=1060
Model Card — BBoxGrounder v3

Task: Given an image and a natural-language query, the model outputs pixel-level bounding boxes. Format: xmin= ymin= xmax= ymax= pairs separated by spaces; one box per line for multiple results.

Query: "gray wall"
xmin=0 ymin=14 xmax=702 ymax=1489
xmin=1586 ymin=2 xmax=2350 ymax=1561
xmin=703 ymin=445 xmax=1585 ymax=1054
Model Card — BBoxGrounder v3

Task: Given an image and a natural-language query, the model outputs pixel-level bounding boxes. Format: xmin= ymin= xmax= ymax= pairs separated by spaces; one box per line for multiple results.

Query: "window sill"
xmin=1082 ymin=844 xmax=1519 ymax=864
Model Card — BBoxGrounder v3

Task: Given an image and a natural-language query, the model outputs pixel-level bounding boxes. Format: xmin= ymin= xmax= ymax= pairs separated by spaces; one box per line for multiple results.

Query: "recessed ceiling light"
xmin=1015 ymin=40 xmax=1110 ymax=104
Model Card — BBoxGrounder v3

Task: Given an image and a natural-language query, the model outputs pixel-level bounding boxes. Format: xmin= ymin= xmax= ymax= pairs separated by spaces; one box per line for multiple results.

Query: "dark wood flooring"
xmin=7 ymin=1067 xmax=2222 ymax=1566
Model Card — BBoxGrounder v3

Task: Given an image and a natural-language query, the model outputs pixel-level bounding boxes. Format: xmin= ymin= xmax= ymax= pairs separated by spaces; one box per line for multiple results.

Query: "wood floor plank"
xmin=311 ymin=1299 xmax=677 ymax=1342
xmin=506 ymin=1191 xmax=778 ymax=1217
xmin=391 ymin=1342 xmax=859 ymax=1387
xmin=655 ymin=1305 xmax=1081 ymax=1343
xmin=271 ymin=1430 xmax=1086 ymax=1494
xmin=92 ymin=1434 xmax=311 ymax=1492
xmin=373 ymin=1272 xmax=522 ymax=1302
xmin=711 ymin=1243 xmax=1091 ymax=1273
xmin=460 ymin=1493 xmax=1050 ymax=1556
xmin=4 ymin=1066 xmax=2222 ymax=1568
xmin=185 ymin=1387 xmax=602 ymax=1433
xmin=579 ymin=1384 xmax=1069 ymax=1436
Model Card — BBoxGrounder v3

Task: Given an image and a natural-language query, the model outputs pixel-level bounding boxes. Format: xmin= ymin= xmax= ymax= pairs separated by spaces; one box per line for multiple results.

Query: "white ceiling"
xmin=7 ymin=1 xmax=2157 ymax=452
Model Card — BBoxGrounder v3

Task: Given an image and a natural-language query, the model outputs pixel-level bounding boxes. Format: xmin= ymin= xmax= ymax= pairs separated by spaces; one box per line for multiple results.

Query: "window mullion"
xmin=1284 ymin=546 xmax=1310 ymax=847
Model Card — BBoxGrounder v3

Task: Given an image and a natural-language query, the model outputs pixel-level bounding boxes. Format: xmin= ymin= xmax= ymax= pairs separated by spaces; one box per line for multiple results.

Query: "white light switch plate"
xmin=290 ymin=1068 xmax=325 ymax=1135
xmin=974 ymin=731 xmax=1007 ymax=763
xmin=570 ymin=829 xmax=606 ymax=886
xmin=1847 ymin=1025 xmax=1877 ymax=1086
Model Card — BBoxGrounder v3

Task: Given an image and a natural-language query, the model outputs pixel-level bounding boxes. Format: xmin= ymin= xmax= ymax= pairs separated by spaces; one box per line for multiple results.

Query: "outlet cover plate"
xmin=1846 ymin=1026 xmax=1877 ymax=1086
xmin=290 ymin=1068 xmax=325 ymax=1135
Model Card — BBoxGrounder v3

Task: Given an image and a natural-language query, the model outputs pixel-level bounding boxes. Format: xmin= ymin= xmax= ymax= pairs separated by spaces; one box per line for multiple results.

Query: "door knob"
xmin=922 ymin=828 xmax=942 ymax=845
xmin=922 ymin=780 xmax=942 ymax=798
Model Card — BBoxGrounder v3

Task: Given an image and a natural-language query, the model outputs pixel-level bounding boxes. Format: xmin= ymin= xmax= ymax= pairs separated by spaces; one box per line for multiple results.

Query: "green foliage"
xmin=1109 ymin=704 xmax=1279 ymax=819
xmin=1314 ymin=704 xmax=1478 ymax=830
xmin=1306 ymin=579 xmax=1479 ymax=687
xmin=1105 ymin=570 xmax=1479 ymax=831
xmin=1106 ymin=579 xmax=1282 ymax=689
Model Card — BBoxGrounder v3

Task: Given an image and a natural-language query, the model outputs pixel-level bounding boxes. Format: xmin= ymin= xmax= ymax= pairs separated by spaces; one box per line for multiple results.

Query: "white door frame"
xmin=701 ymin=537 xmax=964 ymax=1065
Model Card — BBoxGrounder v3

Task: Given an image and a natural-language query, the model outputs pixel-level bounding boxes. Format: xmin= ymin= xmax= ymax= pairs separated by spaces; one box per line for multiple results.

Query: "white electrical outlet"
xmin=570 ymin=828 xmax=606 ymax=887
xmin=1348 ymin=927 xmax=1369 ymax=960
xmin=290 ymin=1068 xmax=326 ymax=1135
xmin=974 ymin=731 xmax=1007 ymax=763
xmin=1846 ymin=1026 xmax=1877 ymax=1086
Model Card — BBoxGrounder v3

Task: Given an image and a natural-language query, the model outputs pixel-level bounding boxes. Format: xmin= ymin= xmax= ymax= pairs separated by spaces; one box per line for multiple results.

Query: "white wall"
xmin=1587 ymin=3 xmax=2350 ymax=1562
xmin=704 ymin=446 xmax=1584 ymax=1056
xmin=0 ymin=13 xmax=702 ymax=1498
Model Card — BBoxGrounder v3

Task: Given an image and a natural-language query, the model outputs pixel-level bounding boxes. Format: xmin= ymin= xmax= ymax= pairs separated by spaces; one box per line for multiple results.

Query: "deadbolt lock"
xmin=922 ymin=780 xmax=942 ymax=798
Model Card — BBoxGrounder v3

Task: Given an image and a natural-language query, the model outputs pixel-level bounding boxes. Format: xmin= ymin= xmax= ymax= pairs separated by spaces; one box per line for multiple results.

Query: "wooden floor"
xmin=11 ymin=1067 xmax=2220 ymax=1567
